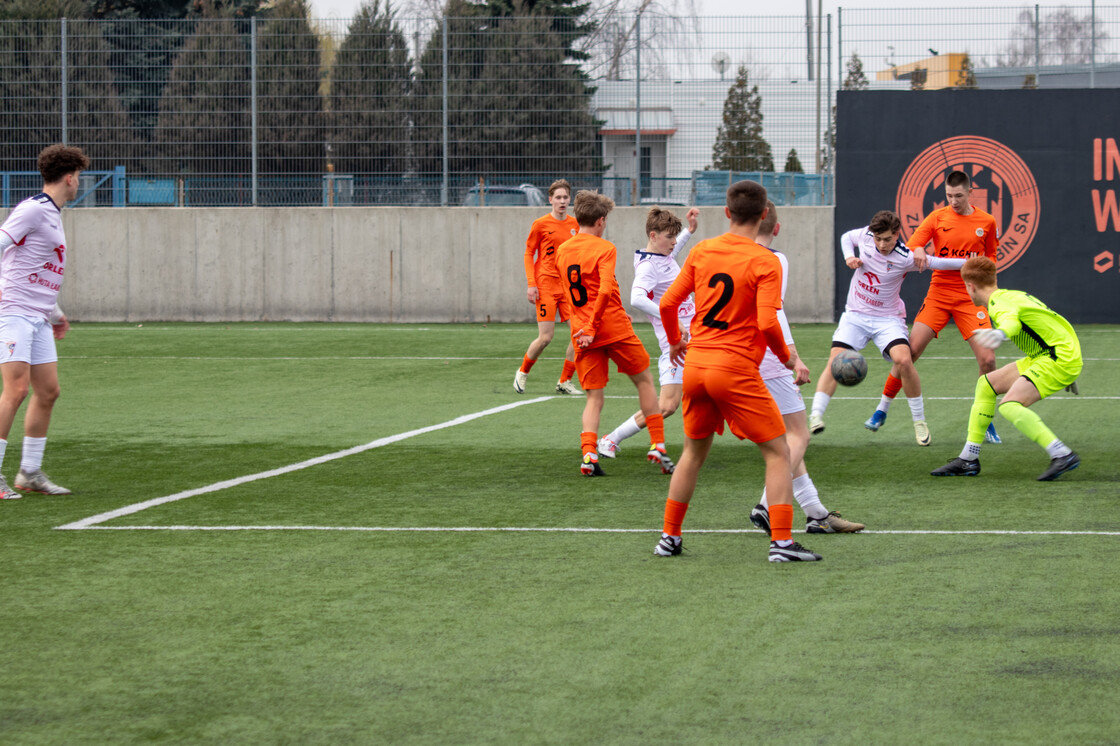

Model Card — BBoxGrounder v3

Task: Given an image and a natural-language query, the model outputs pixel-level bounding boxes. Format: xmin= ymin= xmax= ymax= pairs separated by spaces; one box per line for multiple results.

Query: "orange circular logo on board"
xmin=896 ymin=136 xmax=1040 ymax=271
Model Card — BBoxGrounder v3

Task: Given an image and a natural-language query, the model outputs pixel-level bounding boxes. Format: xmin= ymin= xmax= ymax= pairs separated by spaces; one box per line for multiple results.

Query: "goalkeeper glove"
xmin=972 ymin=328 xmax=1008 ymax=350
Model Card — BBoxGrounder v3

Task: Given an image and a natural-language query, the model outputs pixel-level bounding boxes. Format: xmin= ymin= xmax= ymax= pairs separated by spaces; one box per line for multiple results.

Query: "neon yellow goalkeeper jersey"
xmin=988 ymin=288 xmax=1081 ymax=362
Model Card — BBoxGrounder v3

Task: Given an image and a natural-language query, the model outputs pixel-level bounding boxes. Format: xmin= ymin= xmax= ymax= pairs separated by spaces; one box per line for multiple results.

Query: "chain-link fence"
xmin=0 ymin=6 xmax=1116 ymax=208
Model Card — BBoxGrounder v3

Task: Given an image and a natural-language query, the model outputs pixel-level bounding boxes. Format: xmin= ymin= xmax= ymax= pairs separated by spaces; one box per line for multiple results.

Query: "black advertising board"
xmin=835 ymin=89 xmax=1120 ymax=323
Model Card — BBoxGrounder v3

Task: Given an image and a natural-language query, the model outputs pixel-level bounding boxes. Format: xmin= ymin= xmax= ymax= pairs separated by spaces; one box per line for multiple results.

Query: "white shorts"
xmin=832 ymin=311 xmax=909 ymax=362
xmin=764 ymin=373 xmax=806 ymax=415
xmin=0 ymin=315 xmax=57 ymax=366
xmin=657 ymin=348 xmax=684 ymax=387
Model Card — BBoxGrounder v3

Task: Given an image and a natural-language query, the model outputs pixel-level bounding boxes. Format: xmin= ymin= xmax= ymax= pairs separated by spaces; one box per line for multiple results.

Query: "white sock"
xmin=908 ymin=396 xmax=926 ymax=422
xmin=877 ymin=395 xmax=894 ymax=414
xmin=21 ymin=436 xmax=46 ymax=473
xmin=959 ymin=441 xmax=982 ymax=461
xmin=793 ymin=473 xmax=828 ymax=520
xmin=811 ymin=391 xmax=831 ymax=417
xmin=759 ymin=488 xmax=768 ymax=509
xmin=1046 ymin=439 xmax=1072 ymax=459
xmin=0 ymin=438 xmax=7 ymax=472
xmin=607 ymin=415 xmax=643 ymax=444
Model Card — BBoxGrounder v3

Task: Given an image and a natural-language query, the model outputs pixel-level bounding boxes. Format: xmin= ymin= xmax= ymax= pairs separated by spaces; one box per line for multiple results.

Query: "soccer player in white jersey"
xmin=597 ymin=205 xmax=699 ymax=472
xmin=747 ymin=202 xmax=865 ymax=534
xmin=809 ymin=210 xmax=966 ymax=446
xmin=0 ymin=144 xmax=88 ymax=499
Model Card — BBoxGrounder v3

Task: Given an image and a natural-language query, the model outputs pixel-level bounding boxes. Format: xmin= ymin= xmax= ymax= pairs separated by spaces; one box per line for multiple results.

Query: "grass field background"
xmin=2 ymin=322 xmax=1118 ymax=744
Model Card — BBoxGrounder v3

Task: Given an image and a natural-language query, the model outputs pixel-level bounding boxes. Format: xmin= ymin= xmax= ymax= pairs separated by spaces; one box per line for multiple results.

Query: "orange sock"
xmin=646 ymin=413 xmax=665 ymax=447
xmin=580 ymin=431 xmax=598 ymax=457
xmin=662 ymin=498 xmax=689 ymax=536
xmin=883 ymin=374 xmax=903 ymax=399
xmin=560 ymin=359 xmax=576 ymax=383
xmin=520 ymin=355 xmax=537 ymax=374
xmin=769 ymin=504 xmax=794 ymax=542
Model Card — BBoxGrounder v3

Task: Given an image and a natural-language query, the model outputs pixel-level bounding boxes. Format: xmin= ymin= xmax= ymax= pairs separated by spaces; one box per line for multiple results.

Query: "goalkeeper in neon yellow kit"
xmin=931 ymin=256 xmax=1082 ymax=481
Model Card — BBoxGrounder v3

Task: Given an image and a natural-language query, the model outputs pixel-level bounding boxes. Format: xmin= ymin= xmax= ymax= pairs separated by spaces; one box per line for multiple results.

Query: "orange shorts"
xmin=574 ymin=335 xmax=650 ymax=390
xmin=681 ymin=364 xmax=786 ymax=443
xmin=534 ymin=275 xmax=571 ymax=323
xmin=914 ymin=295 xmax=992 ymax=339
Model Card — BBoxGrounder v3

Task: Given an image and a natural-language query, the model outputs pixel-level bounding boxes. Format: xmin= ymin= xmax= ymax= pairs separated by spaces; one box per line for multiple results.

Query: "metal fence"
xmin=0 ymin=6 xmax=1116 ymax=208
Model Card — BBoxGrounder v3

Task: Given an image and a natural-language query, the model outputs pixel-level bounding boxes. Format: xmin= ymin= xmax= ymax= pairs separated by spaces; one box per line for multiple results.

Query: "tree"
xmin=153 ymin=5 xmax=251 ymax=193
xmin=842 ymin=52 xmax=869 ymax=90
xmin=909 ymin=67 xmax=927 ymax=91
xmin=784 ymin=148 xmax=803 ymax=174
xmin=577 ymin=0 xmax=701 ymax=81
xmin=410 ymin=0 xmax=602 ymax=197
xmin=997 ymin=6 xmax=1111 ymax=67
xmin=0 ymin=1 xmax=131 ymax=176
xmin=954 ymin=53 xmax=977 ymax=89
xmin=711 ymin=64 xmax=773 ymax=173
xmin=329 ymin=0 xmax=412 ymax=186
xmin=256 ymin=0 xmax=324 ymax=202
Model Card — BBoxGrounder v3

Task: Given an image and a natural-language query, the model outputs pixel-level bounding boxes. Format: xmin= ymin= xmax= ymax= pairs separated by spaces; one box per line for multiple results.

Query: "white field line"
xmin=55 ymin=397 xmax=552 ymax=531
xmin=68 ymin=525 xmax=1120 ymax=536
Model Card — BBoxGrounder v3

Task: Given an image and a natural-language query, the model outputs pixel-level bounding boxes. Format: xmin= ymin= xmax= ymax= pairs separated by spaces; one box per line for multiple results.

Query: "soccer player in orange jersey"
xmin=513 ymin=179 xmax=581 ymax=396
xmin=654 ymin=180 xmax=821 ymax=563
xmin=865 ymin=170 xmax=1002 ymax=443
xmin=554 ymin=191 xmax=670 ymax=477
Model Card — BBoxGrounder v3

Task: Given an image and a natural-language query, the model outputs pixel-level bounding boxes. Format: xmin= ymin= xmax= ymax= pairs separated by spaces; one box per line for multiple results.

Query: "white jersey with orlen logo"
xmin=632 ymin=229 xmax=695 ymax=353
xmin=758 ymin=248 xmax=797 ymax=381
xmin=0 ymin=193 xmax=67 ymax=320
xmin=841 ymin=227 xmax=916 ymax=318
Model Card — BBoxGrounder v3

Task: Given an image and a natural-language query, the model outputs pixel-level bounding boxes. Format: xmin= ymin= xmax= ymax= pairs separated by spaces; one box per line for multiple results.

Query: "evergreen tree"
xmin=329 ymin=0 xmax=411 ymax=185
xmin=711 ymin=64 xmax=773 ymax=173
xmin=410 ymin=0 xmax=601 ymax=197
xmin=954 ymin=53 xmax=978 ymax=89
xmin=909 ymin=67 xmax=927 ymax=91
xmin=153 ymin=6 xmax=251 ymax=190
xmin=843 ymin=52 xmax=869 ymax=90
xmin=257 ymin=0 xmax=324 ymax=201
xmin=0 ymin=1 xmax=131 ymax=176
xmin=784 ymin=148 xmax=803 ymax=173
xmin=472 ymin=0 xmax=594 ymax=61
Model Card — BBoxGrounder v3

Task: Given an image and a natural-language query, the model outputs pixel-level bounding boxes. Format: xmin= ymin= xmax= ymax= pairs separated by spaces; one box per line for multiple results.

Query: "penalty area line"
xmin=67 ymin=526 xmax=1120 ymax=536
xmin=55 ymin=397 xmax=553 ymax=531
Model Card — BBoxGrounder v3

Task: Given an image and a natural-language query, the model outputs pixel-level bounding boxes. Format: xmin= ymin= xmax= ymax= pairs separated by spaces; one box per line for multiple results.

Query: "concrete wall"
xmin=59 ymin=206 xmax=834 ymax=323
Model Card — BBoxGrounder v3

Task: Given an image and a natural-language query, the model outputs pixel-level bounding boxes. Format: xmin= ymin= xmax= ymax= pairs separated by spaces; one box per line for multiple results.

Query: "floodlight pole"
xmin=251 ymin=17 xmax=258 ymax=207
xmin=635 ymin=9 xmax=642 ymax=206
xmin=441 ymin=16 xmax=449 ymax=207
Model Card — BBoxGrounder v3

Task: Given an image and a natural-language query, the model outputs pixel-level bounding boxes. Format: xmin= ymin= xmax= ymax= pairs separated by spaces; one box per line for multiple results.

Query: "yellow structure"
xmin=877 ymin=53 xmax=968 ymax=89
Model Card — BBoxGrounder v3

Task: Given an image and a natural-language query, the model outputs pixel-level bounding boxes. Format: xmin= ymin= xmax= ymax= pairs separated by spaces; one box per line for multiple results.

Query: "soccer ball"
xmin=830 ymin=349 xmax=867 ymax=386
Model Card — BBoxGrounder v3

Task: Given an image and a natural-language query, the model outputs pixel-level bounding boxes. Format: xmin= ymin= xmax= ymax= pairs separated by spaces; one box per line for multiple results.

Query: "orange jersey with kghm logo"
xmin=555 ymin=232 xmax=635 ymax=349
xmin=524 ymin=213 xmax=579 ymax=286
xmin=659 ymin=232 xmax=789 ymax=372
xmin=907 ymin=206 xmax=998 ymax=303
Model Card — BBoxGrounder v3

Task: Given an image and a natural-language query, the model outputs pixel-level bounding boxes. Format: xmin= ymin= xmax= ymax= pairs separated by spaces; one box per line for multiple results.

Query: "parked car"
xmin=460 ymin=183 xmax=546 ymax=207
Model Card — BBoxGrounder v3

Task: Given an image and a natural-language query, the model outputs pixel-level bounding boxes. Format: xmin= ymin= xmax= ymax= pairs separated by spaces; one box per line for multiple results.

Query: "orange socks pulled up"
xmin=769 ymin=504 xmax=794 ymax=542
xmin=520 ymin=355 xmax=537 ymax=374
xmin=662 ymin=498 xmax=689 ymax=537
xmin=883 ymin=374 xmax=903 ymax=399
xmin=580 ymin=431 xmax=598 ymax=457
xmin=646 ymin=413 xmax=665 ymax=447
xmin=560 ymin=359 xmax=577 ymax=384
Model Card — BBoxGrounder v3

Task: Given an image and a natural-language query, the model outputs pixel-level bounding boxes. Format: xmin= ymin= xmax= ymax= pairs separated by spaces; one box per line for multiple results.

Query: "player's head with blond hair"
xmin=573 ymin=190 xmax=614 ymax=227
xmin=758 ymin=200 xmax=779 ymax=239
xmin=548 ymin=179 xmax=572 ymax=199
xmin=645 ymin=206 xmax=682 ymax=239
xmin=726 ymin=180 xmax=768 ymax=225
xmin=961 ymin=255 xmax=998 ymax=288
xmin=868 ymin=210 xmax=901 ymax=235
xmin=38 ymin=144 xmax=89 ymax=184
